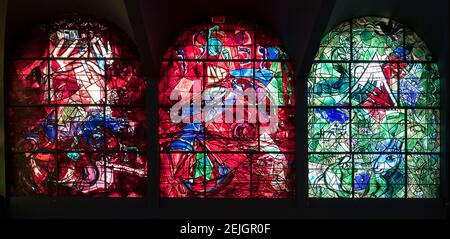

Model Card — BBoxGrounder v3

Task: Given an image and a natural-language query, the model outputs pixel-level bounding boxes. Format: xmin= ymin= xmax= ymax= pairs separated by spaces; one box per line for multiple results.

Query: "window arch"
xmin=308 ymin=17 xmax=440 ymax=198
xmin=8 ymin=15 xmax=147 ymax=197
xmin=159 ymin=16 xmax=295 ymax=198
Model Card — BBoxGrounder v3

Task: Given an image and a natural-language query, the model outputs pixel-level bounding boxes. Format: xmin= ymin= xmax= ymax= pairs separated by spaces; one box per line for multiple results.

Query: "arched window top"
xmin=163 ymin=16 xmax=290 ymax=61
xmin=159 ymin=16 xmax=295 ymax=198
xmin=316 ymin=16 xmax=433 ymax=62
xmin=9 ymin=15 xmax=147 ymax=197
xmin=308 ymin=16 xmax=440 ymax=198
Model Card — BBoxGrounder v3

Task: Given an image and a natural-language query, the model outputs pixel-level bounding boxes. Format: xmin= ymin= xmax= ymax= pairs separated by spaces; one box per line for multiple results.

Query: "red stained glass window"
xmin=159 ymin=17 xmax=295 ymax=198
xmin=8 ymin=15 xmax=147 ymax=197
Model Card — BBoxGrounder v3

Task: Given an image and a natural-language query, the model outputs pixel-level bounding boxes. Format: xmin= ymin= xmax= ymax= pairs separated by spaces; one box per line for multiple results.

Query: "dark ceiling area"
xmin=329 ymin=0 xmax=449 ymax=72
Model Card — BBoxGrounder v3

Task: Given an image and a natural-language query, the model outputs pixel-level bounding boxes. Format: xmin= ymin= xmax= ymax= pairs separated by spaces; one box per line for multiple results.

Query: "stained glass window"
xmin=308 ymin=17 xmax=440 ymax=198
xmin=159 ymin=16 xmax=295 ymax=198
xmin=8 ymin=15 xmax=147 ymax=197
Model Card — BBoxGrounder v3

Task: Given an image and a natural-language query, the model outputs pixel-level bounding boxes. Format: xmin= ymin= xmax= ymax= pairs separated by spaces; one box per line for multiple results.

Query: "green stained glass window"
xmin=308 ymin=17 xmax=440 ymax=198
